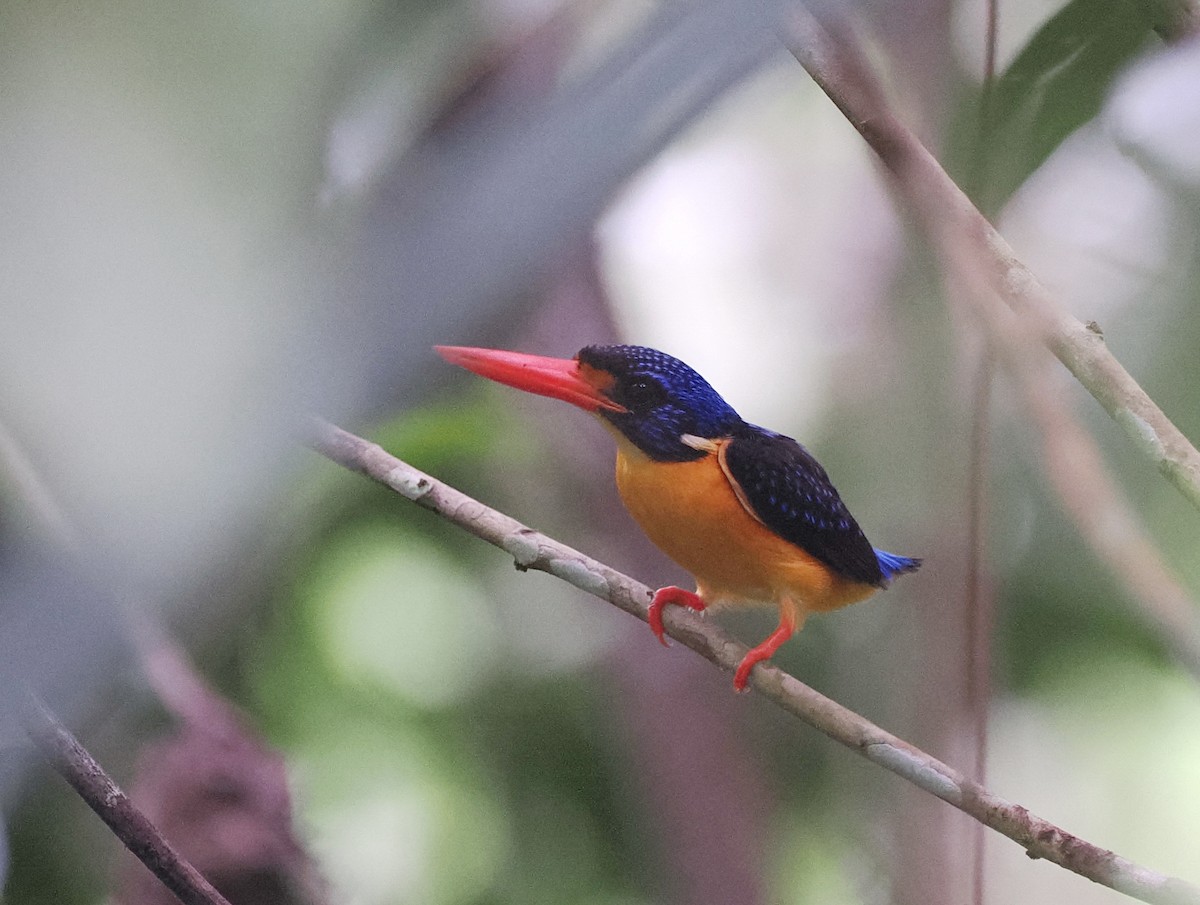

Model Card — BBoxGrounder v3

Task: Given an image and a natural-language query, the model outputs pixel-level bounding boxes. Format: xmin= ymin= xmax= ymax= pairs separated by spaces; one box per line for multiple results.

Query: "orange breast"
xmin=613 ymin=438 xmax=876 ymax=613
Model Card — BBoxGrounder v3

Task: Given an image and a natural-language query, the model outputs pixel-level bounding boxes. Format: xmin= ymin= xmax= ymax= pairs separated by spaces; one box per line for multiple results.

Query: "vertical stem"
xmin=964 ymin=343 xmax=994 ymax=905
xmin=980 ymin=0 xmax=1000 ymax=123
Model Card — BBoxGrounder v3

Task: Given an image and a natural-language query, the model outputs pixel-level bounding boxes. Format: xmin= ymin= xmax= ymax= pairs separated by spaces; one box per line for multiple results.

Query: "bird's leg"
xmin=733 ymin=606 xmax=800 ymax=692
xmin=647 ymin=586 xmax=707 ymax=646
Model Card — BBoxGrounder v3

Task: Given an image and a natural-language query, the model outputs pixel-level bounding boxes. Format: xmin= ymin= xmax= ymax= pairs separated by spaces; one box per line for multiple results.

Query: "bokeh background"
xmin=2 ymin=0 xmax=1199 ymax=903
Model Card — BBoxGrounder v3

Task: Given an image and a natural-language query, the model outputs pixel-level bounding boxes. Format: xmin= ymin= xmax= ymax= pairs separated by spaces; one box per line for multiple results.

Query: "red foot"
xmin=732 ymin=610 xmax=797 ymax=692
xmin=648 ymin=586 xmax=706 ymax=646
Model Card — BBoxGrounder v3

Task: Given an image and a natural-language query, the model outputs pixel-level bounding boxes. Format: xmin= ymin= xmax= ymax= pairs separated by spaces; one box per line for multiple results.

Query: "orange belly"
xmin=613 ymin=438 xmax=876 ymax=614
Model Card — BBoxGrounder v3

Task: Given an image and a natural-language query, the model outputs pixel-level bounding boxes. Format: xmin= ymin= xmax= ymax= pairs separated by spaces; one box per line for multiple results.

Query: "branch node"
xmin=548 ymin=558 xmax=613 ymax=600
xmin=502 ymin=529 xmax=542 ymax=569
xmin=384 ymin=465 xmax=433 ymax=501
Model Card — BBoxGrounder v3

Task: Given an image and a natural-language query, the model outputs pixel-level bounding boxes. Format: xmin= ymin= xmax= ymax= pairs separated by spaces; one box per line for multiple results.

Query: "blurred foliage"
xmin=6 ymin=0 xmax=1200 ymax=903
xmin=954 ymin=0 xmax=1158 ymax=212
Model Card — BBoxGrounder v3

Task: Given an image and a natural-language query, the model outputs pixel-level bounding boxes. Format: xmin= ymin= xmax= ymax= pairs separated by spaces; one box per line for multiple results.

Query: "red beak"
xmin=435 ymin=345 xmax=625 ymax=414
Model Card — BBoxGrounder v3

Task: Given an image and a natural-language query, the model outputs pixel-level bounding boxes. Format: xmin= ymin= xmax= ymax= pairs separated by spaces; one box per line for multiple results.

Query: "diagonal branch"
xmin=308 ymin=418 xmax=1200 ymax=905
xmin=779 ymin=9 xmax=1200 ymax=679
xmin=782 ymin=8 xmax=1200 ymax=514
xmin=21 ymin=695 xmax=233 ymax=905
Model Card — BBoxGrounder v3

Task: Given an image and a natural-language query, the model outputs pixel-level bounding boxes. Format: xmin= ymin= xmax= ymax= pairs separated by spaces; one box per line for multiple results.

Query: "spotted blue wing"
xmin=721 ymin=425 xmax=885 ymax=586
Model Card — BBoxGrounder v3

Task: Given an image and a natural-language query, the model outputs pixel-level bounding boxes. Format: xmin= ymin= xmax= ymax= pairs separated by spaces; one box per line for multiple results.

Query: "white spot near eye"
xmin=680 ymin=434 xmax=718 ymax=452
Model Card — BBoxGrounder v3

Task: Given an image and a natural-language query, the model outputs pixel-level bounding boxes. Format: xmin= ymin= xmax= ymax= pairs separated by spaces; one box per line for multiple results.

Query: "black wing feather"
xmin=722 ymin=425 xmax=884 ymax=586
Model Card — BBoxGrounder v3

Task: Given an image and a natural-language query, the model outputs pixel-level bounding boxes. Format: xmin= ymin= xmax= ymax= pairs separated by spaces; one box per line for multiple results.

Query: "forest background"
xmin=2 ymin=0 xmax=1200 ymax=903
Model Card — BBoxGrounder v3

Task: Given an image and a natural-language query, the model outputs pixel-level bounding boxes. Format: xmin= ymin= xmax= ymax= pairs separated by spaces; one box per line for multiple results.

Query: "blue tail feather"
xmin=874 ymin=549 xmax=922 ymax=583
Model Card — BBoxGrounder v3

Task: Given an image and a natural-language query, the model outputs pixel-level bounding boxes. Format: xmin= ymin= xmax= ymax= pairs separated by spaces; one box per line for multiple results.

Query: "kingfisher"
xmin=436 ymin=344 xmax=920 ymax=691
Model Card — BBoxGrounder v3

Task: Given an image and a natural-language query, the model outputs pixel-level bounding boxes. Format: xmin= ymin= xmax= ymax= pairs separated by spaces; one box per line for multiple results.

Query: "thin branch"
xmin=979 ymin=0 xmax=999 ymax=129
xmin=0 ymin=420 xmax=321 ymax=905
xmin=21 ymin=695 xmax=233 ymax=905
xmin=965 ymin=341 xmax=994 ymax=905
xmin=782 ymin=8 xmax=1200 ymax=515
xmin=308 ymin=418 xmax=1200 ymax=905
xmin=982 ymin=0 xmax=998 ymax=90
xmin=780 ymin=10 xmax=1200 ymax=681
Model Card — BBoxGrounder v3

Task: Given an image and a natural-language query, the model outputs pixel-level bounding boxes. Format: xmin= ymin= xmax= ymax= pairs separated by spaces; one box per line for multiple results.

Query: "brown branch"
xmin=779 ymin=9 xmax=1200 ymax=681
xmin=782 ymin=8 xmax=1200 ymax=515
xmin=308 ymin=418 xmax=1200 ymax=905
xmin=21 ymin=695 xmax=233 ymax=905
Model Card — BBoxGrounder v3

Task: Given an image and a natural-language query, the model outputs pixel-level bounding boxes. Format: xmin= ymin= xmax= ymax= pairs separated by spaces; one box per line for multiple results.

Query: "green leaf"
xmin=972 ymin=0 xmax=1157 ymax=211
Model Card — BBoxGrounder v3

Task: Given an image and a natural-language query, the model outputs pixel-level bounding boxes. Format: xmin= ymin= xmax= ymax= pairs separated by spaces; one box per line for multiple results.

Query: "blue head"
xmin=576 ymin=345 xmax=743 ymax=462
xmin=436 ymin=343 xmax=744 ymax=462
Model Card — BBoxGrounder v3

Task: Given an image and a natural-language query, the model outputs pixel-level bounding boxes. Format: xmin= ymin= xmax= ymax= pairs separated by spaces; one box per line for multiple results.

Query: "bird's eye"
xmin=621 ymin=376 xmax=666 ymax=410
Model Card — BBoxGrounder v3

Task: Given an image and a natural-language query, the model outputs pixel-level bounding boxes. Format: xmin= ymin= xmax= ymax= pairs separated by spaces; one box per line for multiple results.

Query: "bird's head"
xmin=436 ymin=344 xmax=743 ymax=462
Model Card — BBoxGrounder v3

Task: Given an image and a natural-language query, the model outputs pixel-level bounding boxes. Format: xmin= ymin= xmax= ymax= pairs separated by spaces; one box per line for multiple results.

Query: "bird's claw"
xmin=730 ymin=609 xmax=797 ymax=692
xmin=733 ymin=656 xmax=757 ymax=692
xmin=648 ymin=603 xmax=671 ymax=647
xmin=648 ymin=586 xmax=706 ymax=647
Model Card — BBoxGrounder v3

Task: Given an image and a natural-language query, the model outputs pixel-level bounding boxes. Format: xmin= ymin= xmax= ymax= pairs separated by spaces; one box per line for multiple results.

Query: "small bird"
xmin=436 ymin=344 xmax=920 ymax=690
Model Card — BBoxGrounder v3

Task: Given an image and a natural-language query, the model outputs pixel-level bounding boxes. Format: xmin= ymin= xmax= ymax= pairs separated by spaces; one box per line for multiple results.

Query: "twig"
xmin=779 ymin=10 xmax=1200 ymax=681
xmin=965 ymin=342 xmax=994 ymax=905
xmin=781 ymin=9 xmax=1200 ymax=515
xmin=979 ymin=0 xmax=999 ymax=130
xmin=21 ymin=695 xmax=233 ymax=905
xmin=308 ymin=418 xmax=1200 ymax=905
